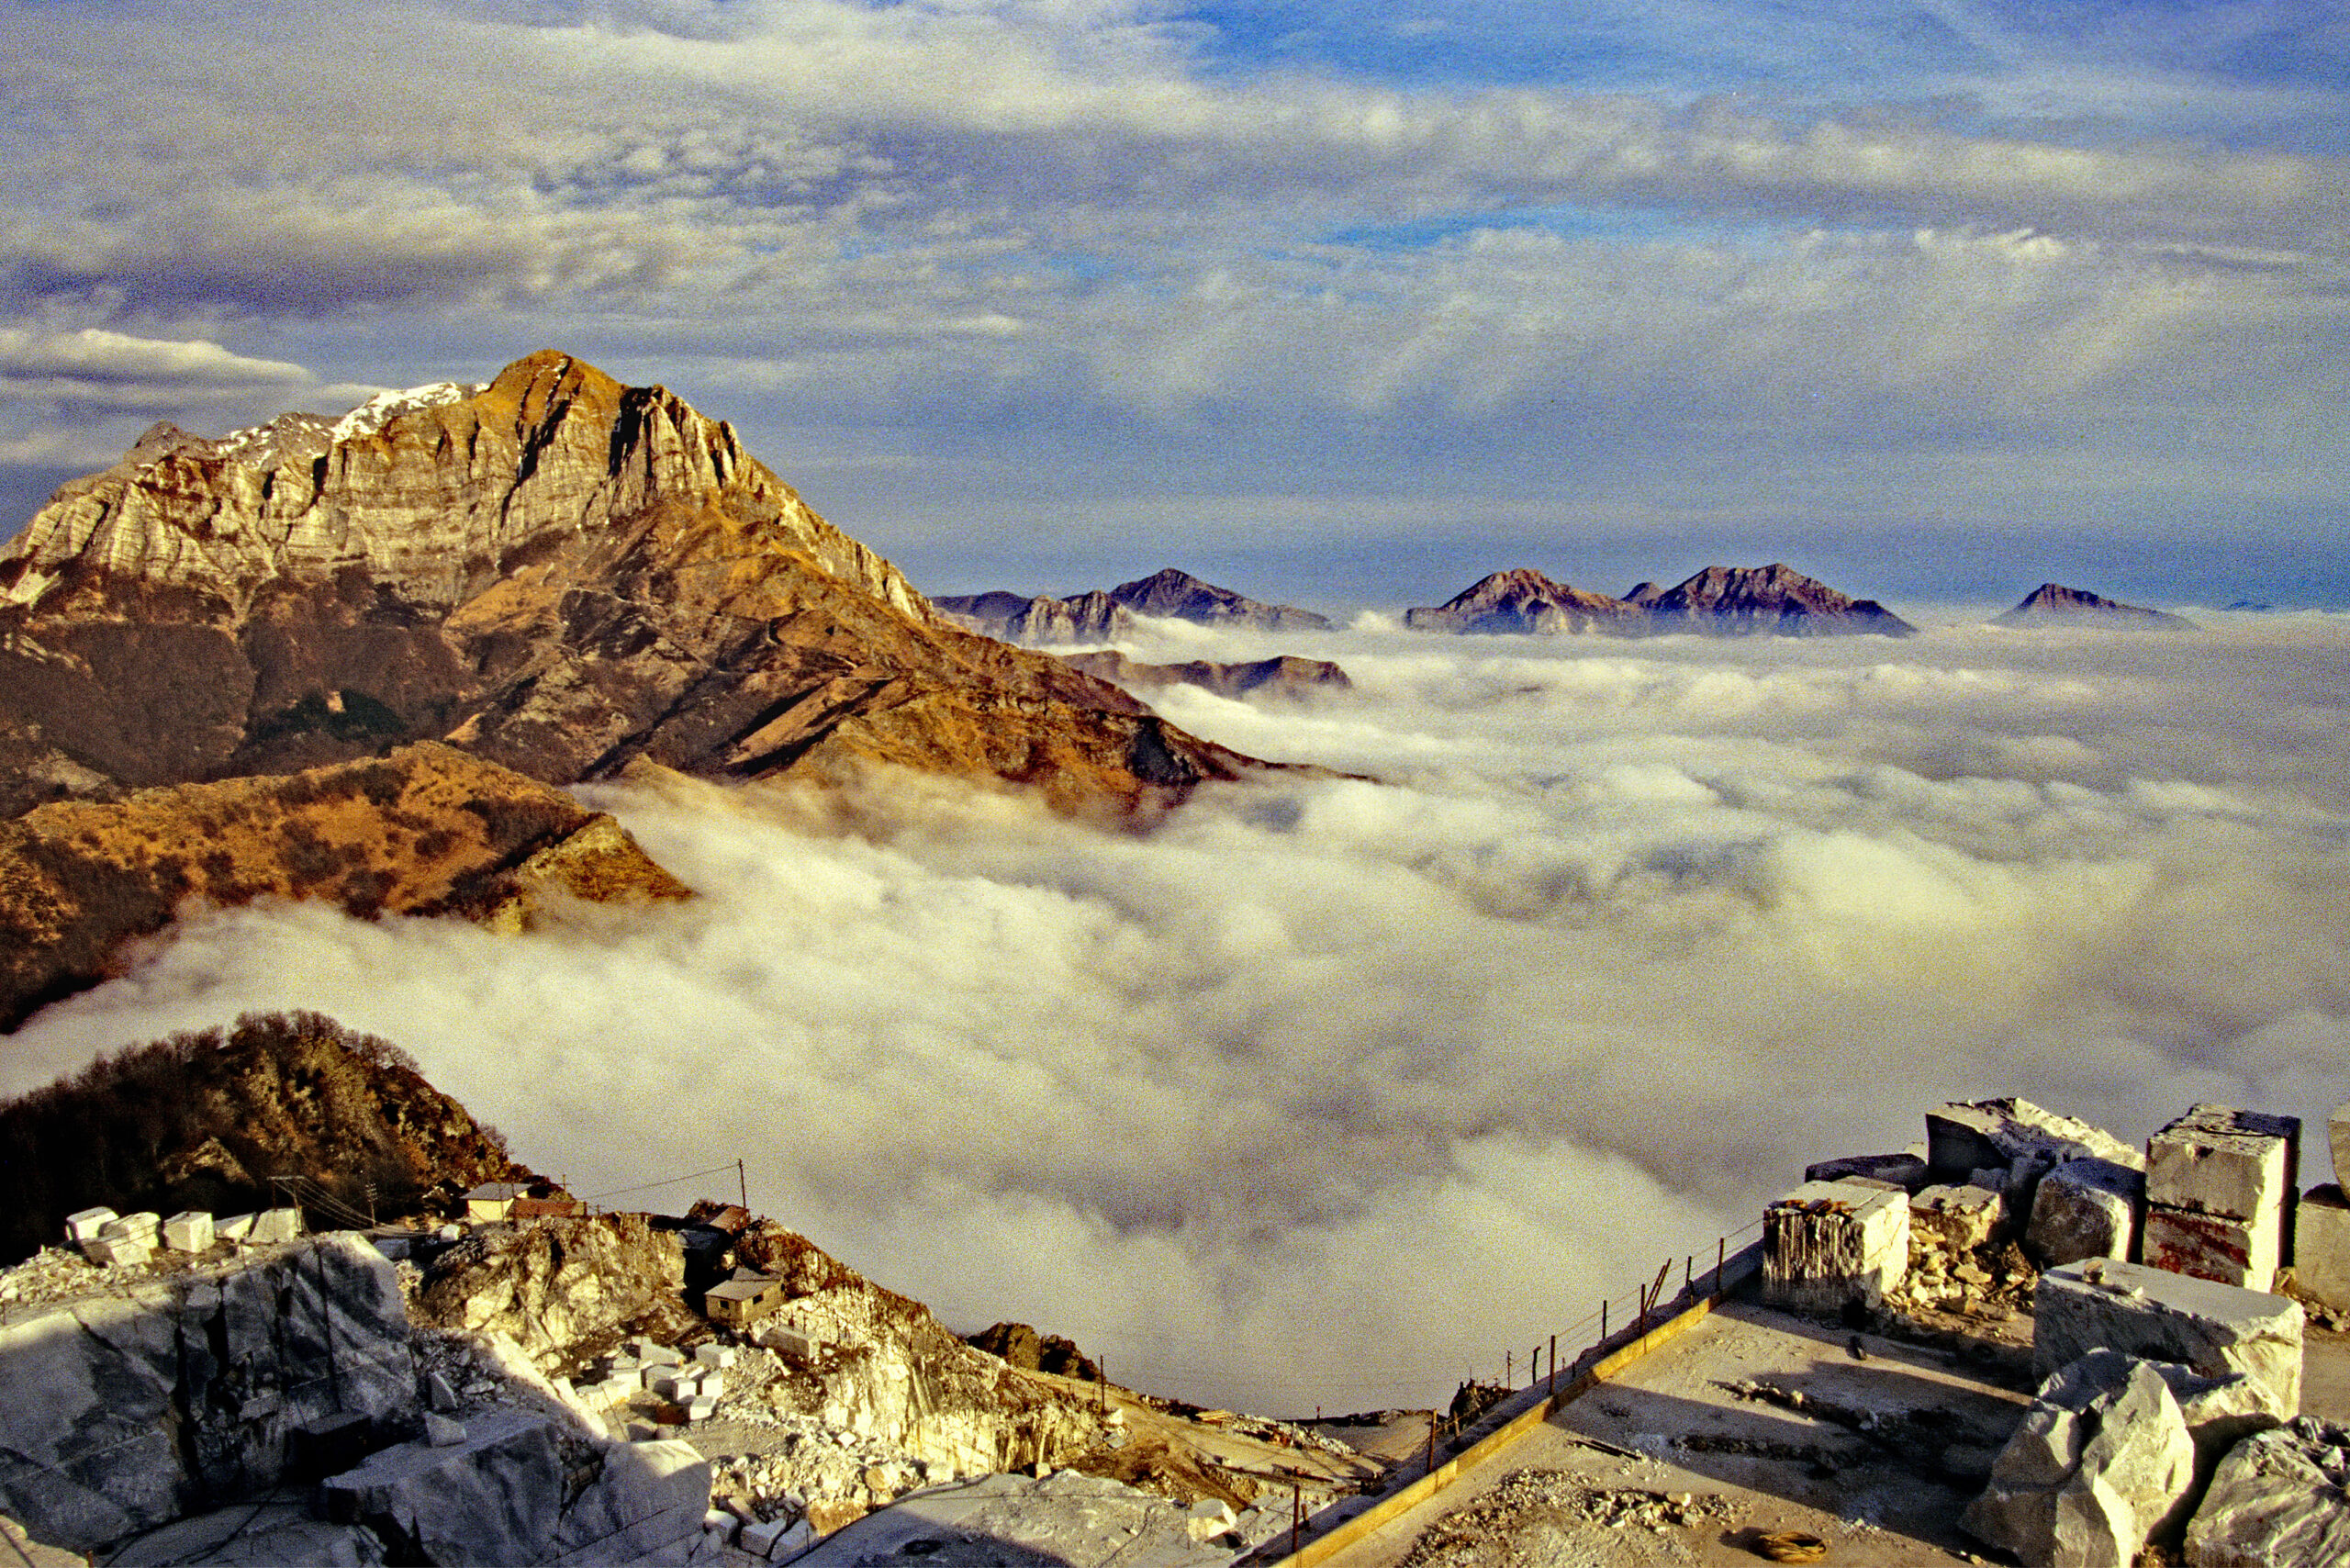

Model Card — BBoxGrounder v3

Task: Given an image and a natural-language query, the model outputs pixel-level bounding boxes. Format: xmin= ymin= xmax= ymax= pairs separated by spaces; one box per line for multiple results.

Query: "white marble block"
xmin=162 ymin=1212 xmax=215 ymax=1252
xmin=2027 ymin=1159 xmax=2143 ymax=1269
xmin=1762 ymin=1180 xmax=1909 ymax=1315
xmin=2148 ymin=1104 xmax=2298 ymax=1222
xmin=2294 ymin=1185 xmax=2350 ymax=1312
xmin=2036 ymin=1259 xmax=2303 ymax=1418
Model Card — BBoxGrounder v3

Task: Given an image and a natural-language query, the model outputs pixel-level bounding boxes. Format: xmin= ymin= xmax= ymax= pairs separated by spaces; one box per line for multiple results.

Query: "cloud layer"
xmin=9 ymin=610 xmax=2347 ymax=1411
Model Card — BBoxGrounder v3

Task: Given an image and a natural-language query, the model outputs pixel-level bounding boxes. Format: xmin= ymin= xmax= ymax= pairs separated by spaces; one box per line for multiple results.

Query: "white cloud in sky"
xmin=0 ymin=0 xmax=2343 ymax=586
xmin=7 ymin=613 xmax=2346 ymax=1411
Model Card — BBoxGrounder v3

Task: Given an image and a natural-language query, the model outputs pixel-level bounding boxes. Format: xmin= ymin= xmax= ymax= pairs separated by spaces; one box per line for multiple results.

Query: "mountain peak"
xmin=1995 ymin=583 xmax=2194 ymax=629
xmin=1104 ymin=569 xmax=1331 ymax=631
xmin=1404 ymin=568 xmax=1638 ymax=635
xmin=1632 ymin=563 xmax=1918 ymax=637
xmin=0 ymin=353 xmax=1271 ymax=814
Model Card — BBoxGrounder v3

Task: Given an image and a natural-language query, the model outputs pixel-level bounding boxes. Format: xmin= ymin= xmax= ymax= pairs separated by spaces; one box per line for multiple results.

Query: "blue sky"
xmin=0 ymin=0 xmax=2344 ymax=605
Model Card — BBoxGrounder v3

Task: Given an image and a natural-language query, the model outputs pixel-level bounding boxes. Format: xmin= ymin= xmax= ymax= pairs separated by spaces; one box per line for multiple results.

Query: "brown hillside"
xmin=0 ymin=1010 xmax=531 ymax=1263
xmin=0 ymin=741 xmax=688 ymax=1030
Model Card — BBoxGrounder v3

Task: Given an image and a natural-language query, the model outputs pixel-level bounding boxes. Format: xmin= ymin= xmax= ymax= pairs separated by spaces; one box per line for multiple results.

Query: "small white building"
xmin=464 ymin=1182 xmax=531 ymax=1224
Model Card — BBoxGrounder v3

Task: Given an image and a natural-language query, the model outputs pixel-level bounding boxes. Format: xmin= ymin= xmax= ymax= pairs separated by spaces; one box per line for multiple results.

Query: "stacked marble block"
xmin=2289 ymin=1100 xmax=2350 ymax=1311
xmin=2141 ymin=1104 xmax=2300 ymax=1293
xmin=1762 ymin=1180 xmax=1910 ymax=1314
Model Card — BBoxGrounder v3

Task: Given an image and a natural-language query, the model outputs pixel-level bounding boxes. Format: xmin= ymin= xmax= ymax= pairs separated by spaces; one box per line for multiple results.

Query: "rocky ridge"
xmin=1623 ymin=564 xmax=1919 ymax=638
xmin=1404 ymin=563 xmax=1919 ymax=639
xmin=933 ymin=590 xmax=1135 ymax=645
xmin=0 ymin=742 xmax=687 ymax=1030
xmin=0 ymin=351 xmax=1259 ymax=818
xmin=1104 ymin=569 xmax=1331 ymax=633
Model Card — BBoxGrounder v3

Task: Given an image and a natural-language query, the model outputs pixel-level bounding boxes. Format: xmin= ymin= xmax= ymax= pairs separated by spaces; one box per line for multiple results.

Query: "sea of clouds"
xmin=6 ymin=607 xmax=2348 ymax=1413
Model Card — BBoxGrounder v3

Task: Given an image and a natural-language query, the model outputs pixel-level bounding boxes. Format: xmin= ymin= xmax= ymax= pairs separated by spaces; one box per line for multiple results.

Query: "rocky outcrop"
xmin=0 ymin=743 xmax=687 ymax=1031
xmin=1995 ymin=585 xmax=2195 ymax=630
xmin=414 ymin=1214 xmax=696 ymax=1366
xmin=2183 ymin=1417 xmax=2350 ymax=1565
xmin=1059 ymin=651 xmax=1351 ymax=700
xmin=1962 ymin=1350 xmax=2197 ymax=1568
xmin=1104 ymin=569 xmax=1330 ymax=632
xmin=0 ymin=352 xmax=1261 ymax=821
xmin=0 ymin=1011 xmax=530 ymax=1263
xmin=966 ymin=1322 xmax=1103 ymax=1383
xmin=1624 ymin=564 xmax=1918 ymax=638
xmin=320 ymin=1407 xmax=710 ymax=1566
xmin=1403 ymin=569 xmax=1640 ymax=636
xmin=728 ymin=1220 xmax=1110 ymax=1482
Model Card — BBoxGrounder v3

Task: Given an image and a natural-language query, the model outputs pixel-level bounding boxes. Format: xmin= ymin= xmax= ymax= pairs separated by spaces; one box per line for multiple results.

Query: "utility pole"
xmin=736 ymin=1159 xmax=748 ymax=1212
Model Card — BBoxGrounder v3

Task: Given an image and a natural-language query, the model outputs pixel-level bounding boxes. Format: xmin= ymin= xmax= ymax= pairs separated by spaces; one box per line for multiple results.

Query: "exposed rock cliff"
xmin=726 ymin=1217 xmax=1111 ymax=1482
xmin=416 ymin=1213 xmax=698 ymax=1361
xmin=0 ymin=1231 xmax=711 ymax=1563
xmin=0 ymin=352 xmax=1258 ymax=817
xmin=0 ymin=1234 xmax=418 ymax=1553
xmin=0 ymin=743 xmax=687 ymax=1030
xmin=1994 ymin=583 xmax=2195 ymax=629
xmin=1624 ymin=564 xmax=1919 ymax=638
xmin=1403 ymin=569 xmax=1641 ymax=636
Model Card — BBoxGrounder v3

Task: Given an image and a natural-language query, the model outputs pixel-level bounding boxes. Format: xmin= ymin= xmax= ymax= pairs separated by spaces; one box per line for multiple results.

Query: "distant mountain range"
xmin=1406 ymin=564 xmax=1919 ymax=638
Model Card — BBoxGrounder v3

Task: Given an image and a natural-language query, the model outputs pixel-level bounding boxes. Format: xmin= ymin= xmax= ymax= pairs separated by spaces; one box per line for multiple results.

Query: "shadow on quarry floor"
xmin=1545 ymin=1303 xmax=2029 ymax=1556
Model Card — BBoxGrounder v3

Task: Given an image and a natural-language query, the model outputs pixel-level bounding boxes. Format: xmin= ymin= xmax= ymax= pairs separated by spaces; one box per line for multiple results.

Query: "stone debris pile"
xmin=1393 ymin=1468 xmax=1730 ymax=1568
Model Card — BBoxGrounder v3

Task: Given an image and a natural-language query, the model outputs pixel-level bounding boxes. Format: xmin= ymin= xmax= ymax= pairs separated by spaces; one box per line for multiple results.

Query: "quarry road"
xmin=1315 ymin=1298 xmax=2045 ymax=1568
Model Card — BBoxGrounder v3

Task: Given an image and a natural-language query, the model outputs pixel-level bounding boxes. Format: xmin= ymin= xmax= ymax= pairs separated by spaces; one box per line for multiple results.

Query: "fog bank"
xmin=8 ymin=609 xmax=2347 ymax=1411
